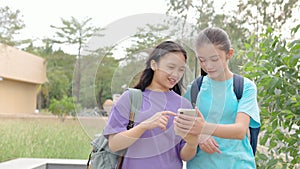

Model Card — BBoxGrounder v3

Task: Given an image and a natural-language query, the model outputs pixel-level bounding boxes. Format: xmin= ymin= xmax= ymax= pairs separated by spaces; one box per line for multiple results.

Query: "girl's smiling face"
xmin=150 ymin=52 xmax=186 ymax=91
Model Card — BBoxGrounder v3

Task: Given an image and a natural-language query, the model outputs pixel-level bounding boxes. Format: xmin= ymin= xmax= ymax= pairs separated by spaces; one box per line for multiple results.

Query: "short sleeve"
xmin=103 ymin=90 xmax=132 ymax=137
xmin=237 ymin=78 xmax=260 ymax=128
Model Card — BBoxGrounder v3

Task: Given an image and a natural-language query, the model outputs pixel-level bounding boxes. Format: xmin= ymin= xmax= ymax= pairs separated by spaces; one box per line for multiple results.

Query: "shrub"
xmin=240 ymin=25 xmax=300 ymax=168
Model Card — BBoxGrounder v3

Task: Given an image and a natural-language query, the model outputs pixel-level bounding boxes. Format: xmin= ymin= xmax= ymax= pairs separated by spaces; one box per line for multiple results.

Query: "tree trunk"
xmin=74 ymin=59 xmax=81 ymax=101
xmin=36 ymin=91 xmax=42 ymax=112
xmin=98 ymin=88 xmax=103 ymax=109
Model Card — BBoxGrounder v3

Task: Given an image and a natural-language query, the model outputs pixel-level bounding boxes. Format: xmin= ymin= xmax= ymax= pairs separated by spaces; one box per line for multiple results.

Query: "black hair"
xmin=196 ymin=27 xmax=231 ymax=76
xmin=134 ymin=41 xmax=187 ymax=95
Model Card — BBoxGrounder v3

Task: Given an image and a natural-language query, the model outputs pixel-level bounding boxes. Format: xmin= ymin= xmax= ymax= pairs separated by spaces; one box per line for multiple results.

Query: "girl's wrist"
xmin=201 ymin=122 xmax=218 ymax=135
xmin=136 ymin=122 xmax=148 ymax=131
xmin=186 ymin=142 xmax=198 ymax=149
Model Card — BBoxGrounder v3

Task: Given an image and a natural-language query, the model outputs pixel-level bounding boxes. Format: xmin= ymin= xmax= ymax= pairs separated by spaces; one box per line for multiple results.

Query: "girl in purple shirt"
xmin=103 ymin=41 xmax=198 ymax=169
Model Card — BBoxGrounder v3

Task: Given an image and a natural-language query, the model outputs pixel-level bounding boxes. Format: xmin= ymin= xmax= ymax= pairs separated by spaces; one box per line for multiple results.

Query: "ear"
xmin=227 ymin=48 xmax=234 ymax=60
xmin=150 ymin=60 xmax=157 ymax=71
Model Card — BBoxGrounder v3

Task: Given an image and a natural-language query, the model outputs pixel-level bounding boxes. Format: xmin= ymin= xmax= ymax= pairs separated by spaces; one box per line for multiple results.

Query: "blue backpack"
xmin=190 ymin=74 xmax=260 ymax=155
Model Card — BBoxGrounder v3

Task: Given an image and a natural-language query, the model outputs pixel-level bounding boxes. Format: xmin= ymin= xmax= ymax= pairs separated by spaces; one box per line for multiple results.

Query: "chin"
xmin=166 ymin=85 xmax=175 ymax=90
xmin=207 ymin=74 xmax=219 ymax=80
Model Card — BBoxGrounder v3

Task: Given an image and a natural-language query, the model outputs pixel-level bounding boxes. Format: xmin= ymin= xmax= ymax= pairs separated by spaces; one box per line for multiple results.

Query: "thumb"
xmin=195 ymin=107 xmax=204 ymax=119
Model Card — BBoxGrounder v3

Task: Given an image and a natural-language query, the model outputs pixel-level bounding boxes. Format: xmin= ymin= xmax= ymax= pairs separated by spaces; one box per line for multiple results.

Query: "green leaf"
xmin=260 ymin=134 xmax=269 ymax=145
xmin=266 ymin=27 xmax=273 ymax=33
xmin=290 ymin=43 xmax=300 ymax=52
xmin=244 ymin=42 xmax=251 ymax=50
xmin=267 ymin=159 xmax=278 ymax=167
xmin=291 ymin=24 xmax=300 ymax=35
xmin=246 ymin=51 xmax=255 ymax=58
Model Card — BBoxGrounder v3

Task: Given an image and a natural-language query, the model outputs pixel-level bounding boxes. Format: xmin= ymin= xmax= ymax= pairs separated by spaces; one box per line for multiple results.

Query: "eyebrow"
xmin=198 ymin=55 xmax=219 ymax=59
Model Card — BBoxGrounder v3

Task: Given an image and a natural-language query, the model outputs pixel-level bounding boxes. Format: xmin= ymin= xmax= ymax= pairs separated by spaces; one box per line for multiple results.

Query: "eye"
xmin=179 ymin=67 xmax=185 ymax=72
xmin=168 ymin=66 xmax=175 ymax=69
xmin=198 ymin=58 xmax=205 ymax=63
xmin=211 ymin=56 xmax=219 ymax=62
xmin=211 ymin=58 xmax=219 ymax=62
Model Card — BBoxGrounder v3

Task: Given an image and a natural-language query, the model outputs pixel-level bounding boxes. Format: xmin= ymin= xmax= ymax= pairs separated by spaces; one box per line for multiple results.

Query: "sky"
xmin=1 ymin=0 xmax=299 ymax=55
xmin=1 ymin=0 xmax=169 ymax=54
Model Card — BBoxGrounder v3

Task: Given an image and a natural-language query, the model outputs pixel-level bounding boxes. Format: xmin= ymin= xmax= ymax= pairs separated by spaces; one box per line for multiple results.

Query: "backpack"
xmin=190 ymin=74 xmax=260 ymax=155
xmin=87 ymin=88 xmax=142 ymax=169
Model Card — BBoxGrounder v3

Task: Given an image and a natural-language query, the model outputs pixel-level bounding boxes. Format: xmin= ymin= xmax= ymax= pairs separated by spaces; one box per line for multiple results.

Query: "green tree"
xmin=166 ymin=0 xmax=246 ymax=74
xmin=112 ymin=24 xmax=171 ymax=92
xmin=95 ymin=54 xmax=119 ymax=109
xmin=73 ymin=45 xmax=119 ymax=110
xmin=49 ymin=95 xmax=77 ymax=121
xmin=126 ymin=24 xmax=171 ymax=59
xmin=0 ymin=6 xmax=25 ymax=46
xmin=240 ymin=25 xmax=300 ymax=168
xmin=237 ymin=0 xmax=300 ymax=35
xmin=49 ymin=17 xmax=104 ymax=100
xmin=119 ymin=23 xmax=196 ymax=89
xmin=165 ymin=0 xmax=299 ymax=74
xmin=24 ymin=44 xmax=76 ymax=109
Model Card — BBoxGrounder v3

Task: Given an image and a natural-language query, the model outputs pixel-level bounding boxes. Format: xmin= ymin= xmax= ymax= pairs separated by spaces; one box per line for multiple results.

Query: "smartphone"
xmin=177 ymin=108 xmax=197 ymax=117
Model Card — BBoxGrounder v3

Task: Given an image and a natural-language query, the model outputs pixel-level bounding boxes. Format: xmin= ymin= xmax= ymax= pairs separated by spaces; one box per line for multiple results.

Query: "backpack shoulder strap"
xmin=233 ymin=74 xmax=260 ymax=155
xmin=233 ymin=74 xmax=244 ymax=101
xmin=127 ymin=88 xmax=142 ymax=129
xmin=191 ymin=76 xmax=204 ymax=108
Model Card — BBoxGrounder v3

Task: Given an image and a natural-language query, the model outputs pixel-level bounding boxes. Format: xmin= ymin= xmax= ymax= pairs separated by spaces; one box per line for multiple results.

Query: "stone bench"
xmin=0 ymin=158 xmax=87 ymax=169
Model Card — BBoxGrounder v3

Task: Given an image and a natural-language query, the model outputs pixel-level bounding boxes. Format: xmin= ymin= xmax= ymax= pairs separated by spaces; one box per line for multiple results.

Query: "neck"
xmin=210 ymin=70 xmax=233 ymax=81
xmin=146 ymin=83 xmax=169 ymax=92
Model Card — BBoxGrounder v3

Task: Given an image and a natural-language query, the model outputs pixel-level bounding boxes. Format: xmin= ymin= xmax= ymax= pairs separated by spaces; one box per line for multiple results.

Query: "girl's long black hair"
xmin=134 ymin=41 xmax=187 ymax=95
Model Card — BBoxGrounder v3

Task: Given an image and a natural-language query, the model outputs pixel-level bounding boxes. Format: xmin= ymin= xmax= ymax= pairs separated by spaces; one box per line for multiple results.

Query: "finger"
xmin=158 ymin=119 xmax=167 ymax=131
xmin=176 ymin=119 xmax=195 ymax=128
xmin=160 ymin=124 xmax=166 ymax=131
xmin=174 ymin=119 xmax=193 ymax=131
xmin=174 ymin=122 xmax=191 ymax=133
xmin=162 ymin=111 xmax=177 ymax=116
xmin=209 ymin=144 xmax=221 ymax=154
xmin=195 ymin=107 xmax=204 ymax=119
xmin=206 ymin=138 xmax=221 ymax=154
xmin=212 ymin=146 xmax=221 ymax=154
xmin=199 ymin=144 xmax=214 ymax=154
xmin=160 ymin=117 xmax=169 ymax=126
xmin=177 ymin=113 xmax=196 ymax=121
xmin=206 ymin=143 xmax=217 ymax=153
xmin=211 ymin=138 xmax=219 ymax=147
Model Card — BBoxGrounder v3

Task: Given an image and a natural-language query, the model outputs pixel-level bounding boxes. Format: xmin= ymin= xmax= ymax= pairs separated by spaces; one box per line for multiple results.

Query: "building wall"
xmin=0 ymin=43 xmax=46 ymax=114
xmin=0 ymin=43 xmax=46 ymax=84
xmin=0 ymin=78 xmax=39 ymax=114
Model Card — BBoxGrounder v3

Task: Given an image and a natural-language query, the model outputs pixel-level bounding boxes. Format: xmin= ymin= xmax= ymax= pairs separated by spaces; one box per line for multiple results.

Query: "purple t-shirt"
xmin=103 ymin=89 xmax=192 ymax=169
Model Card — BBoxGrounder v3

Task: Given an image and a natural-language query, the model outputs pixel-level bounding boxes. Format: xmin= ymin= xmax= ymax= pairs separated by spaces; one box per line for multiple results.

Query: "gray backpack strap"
xmin=127 ymin=88 xmax=142 ymax=129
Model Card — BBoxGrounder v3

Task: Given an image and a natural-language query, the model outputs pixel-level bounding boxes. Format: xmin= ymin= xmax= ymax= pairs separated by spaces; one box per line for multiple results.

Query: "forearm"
xmin=200 ymin=112 xmax=250 ymax=140
xmin=180 ymin=143 xmax=197 ymax=161
xmin=109 ymin=124 xmax=147 ymax=152
xmin=204 ymin=122 xmax=248 ymax=140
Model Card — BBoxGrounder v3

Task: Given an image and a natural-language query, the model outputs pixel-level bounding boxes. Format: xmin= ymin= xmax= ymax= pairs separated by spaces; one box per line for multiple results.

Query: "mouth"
xmin=168 ymin=78 xmax=177 ymax=86
xmin=207 ymin=71 xmax=216 ymax=74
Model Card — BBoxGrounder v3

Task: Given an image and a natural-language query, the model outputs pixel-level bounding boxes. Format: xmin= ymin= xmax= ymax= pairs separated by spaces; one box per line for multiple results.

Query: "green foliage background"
xmin=239 ymin=26 xmax=300 ymax=168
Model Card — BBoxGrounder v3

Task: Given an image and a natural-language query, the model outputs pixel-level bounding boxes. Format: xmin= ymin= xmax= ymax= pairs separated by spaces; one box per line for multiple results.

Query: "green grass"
xmin=0 ymin=118 xmax=94 ymax=162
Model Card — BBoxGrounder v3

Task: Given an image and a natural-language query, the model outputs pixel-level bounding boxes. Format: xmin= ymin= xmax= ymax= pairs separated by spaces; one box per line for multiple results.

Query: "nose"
xmin=170 ymin=69 xmax=183 ymax=79
xmin=203 ymin=60 xmax=213 ymax=69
